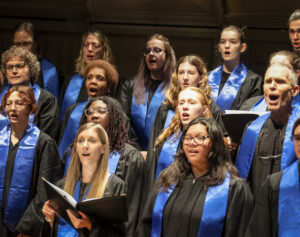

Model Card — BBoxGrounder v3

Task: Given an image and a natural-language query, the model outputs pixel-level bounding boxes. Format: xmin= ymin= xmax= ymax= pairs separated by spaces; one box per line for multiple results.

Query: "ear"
xmin=203 ymin=105 xmax=209 ymax=117
xmin=291 ymin=85 xmax=300 ymax=97
xmin=240 ymin=43 xmax=247 ymax=53
xmin=217 ymin=43 xmax=221 ymax=53
xmin=198 ymin=75 xmax=203 ymax=85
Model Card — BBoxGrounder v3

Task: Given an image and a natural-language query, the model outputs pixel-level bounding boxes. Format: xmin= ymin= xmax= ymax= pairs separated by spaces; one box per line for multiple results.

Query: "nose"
xmin=88 ymin=44 xmax=93 ymax=51
xmin=183 ymin=72 xmax=188 ymax=80
xmin=83 ymin=140 xmax=89 ymax=149
xmin=11 ymin=102 xmax=17 ymax=110
xmin=225 ymin=41 xmax=230 ymax=47
xmin=270 ymin=80 xmax=277 ymax=90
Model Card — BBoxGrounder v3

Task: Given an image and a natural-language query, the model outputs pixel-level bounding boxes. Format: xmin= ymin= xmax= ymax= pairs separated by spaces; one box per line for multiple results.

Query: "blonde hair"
xmin=75 ymin=30 xmax=114 ymax=75
xmin=64 ymin=123 xmax=110 ymax=199
xmin=155 ymin=87 xmax=212 ymax=146
xmin=165 ymin=55 xmax=212 ymax=110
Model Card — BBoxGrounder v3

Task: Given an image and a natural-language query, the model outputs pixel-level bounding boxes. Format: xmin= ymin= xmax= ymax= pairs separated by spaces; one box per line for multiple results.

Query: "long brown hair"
xmin=132 ymin=34 xmax=176 ymax=104
xmin=165 ymin=55 xmax=212 ymax=110
xmin=64 ymin=123 xmax=110 ymax=199
xmin=155 ymin=87 xmax=212 ymax=147
xmin=156 ymin=117 xmax=240 ymax=191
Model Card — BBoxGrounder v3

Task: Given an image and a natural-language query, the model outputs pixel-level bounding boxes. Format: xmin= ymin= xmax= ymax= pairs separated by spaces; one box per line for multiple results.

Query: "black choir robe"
xmin=246 ymin=117 xmax=286 ymax=196
xmin=0 ymin=132 xmax=62 ymax=236
xmin=0 ymin=87 xmax=59 ymax=139
xmin=246 ymin=162 xmax=300 ymax=237
xmin=61 ymin=143 xmax=145 ymax=237
xmin=239 ymin=95 xmax=264 ymax=111
xmin=138 ymin=173 xmax=254 ymax=237
xmin=118 ymin=78 xmax=163 ymax=150
xmin=210 ymin=69 xmax=263 ymax=110
xmin=43 ymin=174 xmax=126 ymax=237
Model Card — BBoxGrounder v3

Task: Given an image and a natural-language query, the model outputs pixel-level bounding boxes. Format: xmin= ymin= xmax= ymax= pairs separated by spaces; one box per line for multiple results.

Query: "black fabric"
xmin=45 ymin=174 xmax=126 ymax=237
xmin=249 ymin=116 xmax=286 ymax=196
xmin=137 ymin=174 xmax=254 ymax=237
xmin=0 ymin=132 xmax=62 ymax=237
xmin=34 ymin=89 xmax=59 ymax=140
xmin=246 ymin=162 xmax=300 ymax=237
xmin=239 ymin=95 xmax=265 ymax=111
xmin=219 ymin=71 xmax=231 ymax=94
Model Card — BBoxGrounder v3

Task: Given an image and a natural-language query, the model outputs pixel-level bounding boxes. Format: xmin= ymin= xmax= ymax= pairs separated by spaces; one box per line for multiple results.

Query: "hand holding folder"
xmin=42 ymin=177 xmax=128 ymax=227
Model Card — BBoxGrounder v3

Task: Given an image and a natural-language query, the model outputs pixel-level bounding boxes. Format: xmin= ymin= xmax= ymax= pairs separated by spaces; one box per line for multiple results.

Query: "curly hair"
xmin=75 ymin=30 xmax=115 ymax=75
xmin=79 ymin=96 xmax=129 ymax=151
xmin=1 ymin=46 xmax=40 ymax=84
xmin=133 ymin=34 xmax=176 ymax=104
xmin=0 ymin=85 xmax=38 ymax=115
xmin=165 ymin=55 xmax=212 ymax=110
xmin=155 ymin=87 xmax=212 ymax=147
xmin=156 ymin=117 xmax=240 ymax=192
xmin=83 ymin=60 xmax=119 ymax=95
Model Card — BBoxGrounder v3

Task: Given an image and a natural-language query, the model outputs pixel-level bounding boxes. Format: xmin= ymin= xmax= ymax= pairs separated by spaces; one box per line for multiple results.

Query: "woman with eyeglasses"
xmin=141 ymin=87 xmax=213 ymax=205
xmin=149 ymin=55 xmax=226 ymax=153
xmin=246 ymin=117 xmax=300 ymax=236
xmin=208 ymin=25 xmax=263 ymax=111
xmin=62 ymin=96 xmax=144 ymax=237
xmin=138 ymin=117 xmax=253 ymax=237
xmin=0 ymin=86 xmax=61 ymax=236
xmin=42 ymin=123 xmax=126 ymax=237
xmin=58 ymin=60 xmax=118 ymax=157
xmin=1 ymin=46 xmax=59 ymax=139
xmin=12 ymin=21 xmax=61 ymax=100
xmin=119 ymin=34 xmax=176 ymax=152
xmin=59 ymin=30 xmax=117 ymax=121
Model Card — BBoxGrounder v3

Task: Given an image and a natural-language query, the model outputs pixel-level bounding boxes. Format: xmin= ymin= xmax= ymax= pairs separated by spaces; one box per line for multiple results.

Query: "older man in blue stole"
xmin=236 ymin=63 xmax=300 ymax=196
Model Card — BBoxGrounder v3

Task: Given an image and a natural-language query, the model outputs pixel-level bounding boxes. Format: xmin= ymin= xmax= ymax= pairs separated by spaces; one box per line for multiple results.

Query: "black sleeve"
xmin=209 ymin=100 xmax=227 ymax=135
xmin=116 ymin=144 xmax=145 ymax=236
xmin=231 ymin=70 xmax=264 ymax=110
xmin=245 ymin=172 xmax=281 ymax=237
xmin=223 ymin=178 xmax=254 ymax=237
xmin=15 ymin=132 xmax=62 ymax=235
xmin=239 ymin=95 xmax=264 ymax=111
xmin=136 ymin=188 xmax=157 ymax=237
xmin=35 ymin=89 xmax=60 ymax=140
xmin=118 ymin=78 xmax=134 ymax=119
xmin=89 ymin=175 xmax=126 ymax=237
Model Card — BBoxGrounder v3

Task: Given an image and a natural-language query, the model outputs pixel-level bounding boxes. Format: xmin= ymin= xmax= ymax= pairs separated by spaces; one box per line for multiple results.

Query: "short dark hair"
xmin=292 ymin=117 xmax=300 ymax=136
xmin=288 ymin=9 xmax=300 ymax=25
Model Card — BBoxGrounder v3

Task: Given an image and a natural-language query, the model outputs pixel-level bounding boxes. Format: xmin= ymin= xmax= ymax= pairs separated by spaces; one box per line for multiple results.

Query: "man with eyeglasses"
xmin=289 ymin=9 xmax=300 ymax=58
xmin=246 ymin=117 xmax=300 ymax=236
xmin=236 ymin=63 xmax=300 ymax=197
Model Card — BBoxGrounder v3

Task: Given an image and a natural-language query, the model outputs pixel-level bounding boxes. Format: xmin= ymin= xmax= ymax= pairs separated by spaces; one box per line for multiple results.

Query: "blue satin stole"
xmin=0 ymin=124 xmax=40 ymax=232
xmin=250 ymin=97 xmax=267 ymax=112
xmin=131 ymin=83 xmax=165 ymax=150
xmin=60 ymin=74 xmax=84 ymax=121
xmin=59 ymin=101 xmax=88 ymax=157
xmin=40 ymin=58 xmax=59 ymax=99
xmin=236 ymin=106 xmax=300 ymax=179
xmin=151 ymin=174 xmax=230 ymax=237
xmin=155 ymin=131 xmax=182 ymax=180
xmin=208 ymin=63 xmax=248 ymax=111
xmin=0 ymin=84 xmax=41 ymax=128
xmin=278 ymin=160 xmax=300 ymax=236
xmin=63 ymin=150 xmax=121 ymax=177
xmin=57 ymin=180 xmax=91 ymax=237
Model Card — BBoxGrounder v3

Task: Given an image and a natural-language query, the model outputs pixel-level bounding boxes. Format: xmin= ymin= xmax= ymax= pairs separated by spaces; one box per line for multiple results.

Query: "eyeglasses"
xmin=292 ymin=134 xmax=300 ymax=142
xmin=183 ymin=135 xmax=210 ymax=145
xmin=13 ymin=41 xmax=33 ymax=47
xmin=143 ymin=47 xmax=165 ymax=56
xmin=84 ymin=107 xmax=108 ymax=116
xmin=6 ymin=63 xmax=27 ymax=71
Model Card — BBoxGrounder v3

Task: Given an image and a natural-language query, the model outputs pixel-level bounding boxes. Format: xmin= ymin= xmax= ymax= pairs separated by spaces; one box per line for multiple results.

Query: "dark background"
xmin=0 ymin=0 xmax=298 ymax=79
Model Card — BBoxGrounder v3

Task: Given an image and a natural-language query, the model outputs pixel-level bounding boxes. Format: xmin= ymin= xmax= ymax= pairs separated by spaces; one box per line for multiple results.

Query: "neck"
xmin=191 ymin=161 xmax=209 ymax=179
xmin=150 ymin=70 xmax=164 ymax=81
xmin=11 ymin=122 xmax=28 ymax=140
xmin=270 ymin=104 xmax=292 ymax=126
xmin=223 ymin=60 xmax=239 ymax=73
xmin=81 ymin=164 xmax=97 ymax=183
